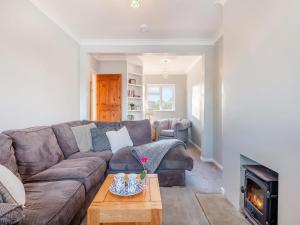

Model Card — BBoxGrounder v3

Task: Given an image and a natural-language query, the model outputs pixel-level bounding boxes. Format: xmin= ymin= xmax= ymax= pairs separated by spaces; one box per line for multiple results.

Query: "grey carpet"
xmin=160 ymin=187 xmax=209 ymax=225
xmin=185 ymin=144 xmax=223 ymax=194
xmin=196 ymin=194 xmax=251 ymax=225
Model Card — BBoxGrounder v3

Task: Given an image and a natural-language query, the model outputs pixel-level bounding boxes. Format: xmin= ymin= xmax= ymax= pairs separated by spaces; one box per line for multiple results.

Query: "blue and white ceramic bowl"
xmin=109 ymin=180 xmax=144 ymax=197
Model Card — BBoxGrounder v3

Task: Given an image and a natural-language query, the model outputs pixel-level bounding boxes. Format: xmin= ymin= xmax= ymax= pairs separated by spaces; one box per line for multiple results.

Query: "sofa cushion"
xmin=71 ymin=123 xmax=96 ymax=152
xmin=160 ymin=129 xmax=175 ymax=137
xmin=4 ymin=127 xmax=64 ymax=180
xmin=52 ymin=121 xmax=91 ymax=158
xmin=109 ymin=144 xmax=193 ymax=172
xmin=158 ymin=119 xmax=171 ymax=130
xmin=26 ymin=157 xmax=107 ymax=192
xmin=90 ymin=128 xmax=112 ymax=152
xmin=0 ymin=134 xmax=20 ymax=179
xmin=106 ymin=127 xmax=133 ymax=153
xmin=21 ymin=180 xmax=85 ymax=225
xmin=121 ymin=120 xmax=152 ymax=146
xmin=68 ymin=150 xmax=113 ymax=162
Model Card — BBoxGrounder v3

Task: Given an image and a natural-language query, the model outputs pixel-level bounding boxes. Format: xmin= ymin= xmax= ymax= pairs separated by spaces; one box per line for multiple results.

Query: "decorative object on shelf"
xmin=131 ymin=0 xmax=141 ymax=8
xmin=129 ymin=79 xmax=136 ymax=85
xmin=130 ymin=103 xmax=135 ymax=110
xmin=127 ymin=115 xmax=135 ymax=121
xmin=128 ymin=90 xmax=136 ymax=97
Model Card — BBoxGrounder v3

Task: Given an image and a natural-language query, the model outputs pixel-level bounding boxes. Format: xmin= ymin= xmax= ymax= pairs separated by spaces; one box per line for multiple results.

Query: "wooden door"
xmin=96 ymin=74 xmax=122 ymax=122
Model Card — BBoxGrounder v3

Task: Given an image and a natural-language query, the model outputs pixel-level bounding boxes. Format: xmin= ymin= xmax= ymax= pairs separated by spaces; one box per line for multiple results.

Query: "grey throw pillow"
xmin=0 ymin=182 xmax=24 ymax=225
xmin=71 ymin=123 xmax=97 ymax=152
xmin=91 ymin=128 xmax=113 ymax=152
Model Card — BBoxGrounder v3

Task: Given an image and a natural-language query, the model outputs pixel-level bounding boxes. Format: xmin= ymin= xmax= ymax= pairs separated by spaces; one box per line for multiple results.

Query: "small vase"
xmin=140 ymin=170 xmax=147 ymax=188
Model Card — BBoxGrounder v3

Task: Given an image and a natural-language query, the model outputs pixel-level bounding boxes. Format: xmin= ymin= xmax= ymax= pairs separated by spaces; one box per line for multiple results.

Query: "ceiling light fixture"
xmin=131 ymin=0 xmax=140 ymax=8
xmin=161 ymin=59 xmax=171 ymax=79
xmin=162 ymin=71 xmax=169 ymax=79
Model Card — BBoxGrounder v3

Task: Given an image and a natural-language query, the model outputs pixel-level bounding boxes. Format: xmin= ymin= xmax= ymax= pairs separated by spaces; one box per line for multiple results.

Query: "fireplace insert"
xmin=241 ymin=165 xmax=278 ymax=225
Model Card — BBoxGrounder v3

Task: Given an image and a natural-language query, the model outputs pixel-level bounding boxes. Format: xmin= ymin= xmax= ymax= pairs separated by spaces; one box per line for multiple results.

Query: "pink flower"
xmin=140 ymin=156 xmax=148 ymax=164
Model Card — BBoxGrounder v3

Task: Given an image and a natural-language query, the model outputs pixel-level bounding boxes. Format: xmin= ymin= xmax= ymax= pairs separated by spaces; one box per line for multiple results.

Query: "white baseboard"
xmin=200 ymin=156 xmax=223 ymax=171
xmin=188 ymin=139 xmax=223 ymax=171
xmin=188 ymin=139 xmax=202 ymax=152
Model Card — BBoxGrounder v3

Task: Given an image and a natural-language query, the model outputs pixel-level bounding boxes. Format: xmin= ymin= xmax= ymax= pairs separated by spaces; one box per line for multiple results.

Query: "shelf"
xmin=128 ymin=110 xmax=143 ymax=112
xmin=128 ymin=83 xmax=143 ymax=87
xmin=127 ymin=62 xmax=143 ymax=67
xmin=128 ymin=72 xmax=143 ymax=77
xmin=128 ymin=97 xmax=143 ymax=100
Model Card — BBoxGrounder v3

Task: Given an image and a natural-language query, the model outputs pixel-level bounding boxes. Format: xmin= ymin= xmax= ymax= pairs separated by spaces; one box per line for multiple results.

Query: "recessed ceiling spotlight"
xmin=160 ymin=59 xmax=171 ymax=64
xmin=215 ymin=0 xmax=226 ymax=6
xmin=131 ymin=0 xmax=140 ymax=8
xmin=140 ymin=24 xmax=149 ymax=33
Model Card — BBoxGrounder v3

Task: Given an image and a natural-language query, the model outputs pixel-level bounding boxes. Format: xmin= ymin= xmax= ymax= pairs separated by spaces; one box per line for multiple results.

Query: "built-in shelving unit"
xmin=126 ymin=61 xmax=144 ymax=121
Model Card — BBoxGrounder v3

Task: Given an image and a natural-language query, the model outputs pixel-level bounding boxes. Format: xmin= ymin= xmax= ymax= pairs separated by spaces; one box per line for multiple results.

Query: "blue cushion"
xmin=90 ymin=128 xmax=111 ymax=152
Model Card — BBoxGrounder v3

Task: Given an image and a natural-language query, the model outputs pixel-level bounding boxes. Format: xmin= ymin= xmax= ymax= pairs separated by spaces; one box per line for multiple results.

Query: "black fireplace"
xmin=241 ymin=165 xmax=278 ymax=225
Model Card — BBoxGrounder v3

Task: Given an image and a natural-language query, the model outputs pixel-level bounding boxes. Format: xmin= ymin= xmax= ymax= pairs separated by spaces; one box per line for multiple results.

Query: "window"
xmin=146 ymin=84 xmax=175 ymax=111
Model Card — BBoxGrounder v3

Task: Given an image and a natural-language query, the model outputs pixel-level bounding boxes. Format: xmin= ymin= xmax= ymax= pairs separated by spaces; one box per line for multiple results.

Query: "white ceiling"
xmin=30 ymin=0 xmax=223 ymax=42
xmin=141 ymin=54 xmax=201 ymax=75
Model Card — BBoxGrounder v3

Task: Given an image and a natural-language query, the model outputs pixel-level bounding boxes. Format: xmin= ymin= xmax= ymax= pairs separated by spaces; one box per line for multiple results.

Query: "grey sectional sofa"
xmin=0 ymin=119 xmax=193 ymax=225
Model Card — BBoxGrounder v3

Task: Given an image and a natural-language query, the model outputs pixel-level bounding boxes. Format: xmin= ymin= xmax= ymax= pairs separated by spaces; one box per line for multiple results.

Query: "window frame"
xmin=146 ymin=84 xmax=176 ymax=112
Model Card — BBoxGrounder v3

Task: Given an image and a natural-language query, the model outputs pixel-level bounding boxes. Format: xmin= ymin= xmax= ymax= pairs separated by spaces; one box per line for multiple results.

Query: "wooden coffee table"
xmin=87 ymin=174 xmax=162 ymax=225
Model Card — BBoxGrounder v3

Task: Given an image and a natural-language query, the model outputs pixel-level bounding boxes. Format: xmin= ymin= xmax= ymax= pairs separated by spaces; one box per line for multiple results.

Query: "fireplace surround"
xmin=241 ymin=165 xmax=278 ymax=225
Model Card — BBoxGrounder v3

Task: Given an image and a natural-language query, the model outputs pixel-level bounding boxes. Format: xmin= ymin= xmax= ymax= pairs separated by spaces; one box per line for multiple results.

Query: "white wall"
xmin=186 ymin=48 xmax=218 ymax=161
xmin=144 ymin=74 xmax=187 ymax=121
xmin=223 ymin=1 xmax=300 ymax=225
xmin=187 ymin=59 xmax=205 ymax=148
xmin=89 ymin=56 xmax=99 ymax=120
xmin=203 ymin=47 xmax=218 ymax=160
xmin=213 ymin=37 xmax=223 ymax=165
xmin=0 ymin=0 xmax=80 ymax=131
